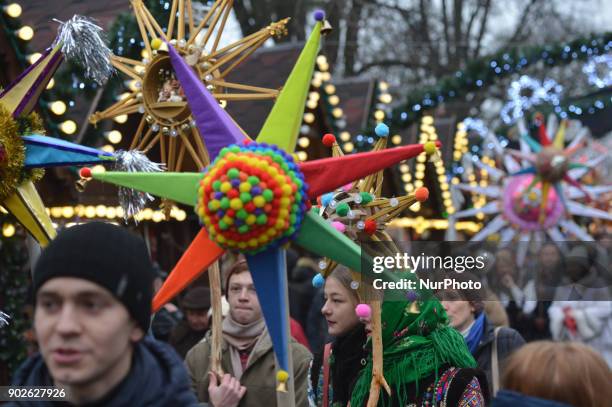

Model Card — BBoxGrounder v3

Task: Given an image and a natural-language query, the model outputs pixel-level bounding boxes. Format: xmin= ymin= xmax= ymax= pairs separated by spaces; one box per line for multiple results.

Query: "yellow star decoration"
xmin=90 ymin=0 xmax=289 ymax=172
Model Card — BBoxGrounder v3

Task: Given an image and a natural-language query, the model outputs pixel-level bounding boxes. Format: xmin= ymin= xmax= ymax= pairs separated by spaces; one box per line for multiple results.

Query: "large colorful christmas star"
xmin=0 ymin=16 xmax=116 ymax=246
xmin=90 ymin=0 xmax=290 ymax=174
xmin=85 ymin=13 xmax=439 ymax=389
xmin=449 ymin=114 xmax=611 ymax=264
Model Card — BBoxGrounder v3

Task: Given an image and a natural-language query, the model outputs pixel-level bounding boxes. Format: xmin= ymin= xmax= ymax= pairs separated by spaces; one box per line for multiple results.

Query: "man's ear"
xmin=130 ymin=322 xmax=145 ymax=342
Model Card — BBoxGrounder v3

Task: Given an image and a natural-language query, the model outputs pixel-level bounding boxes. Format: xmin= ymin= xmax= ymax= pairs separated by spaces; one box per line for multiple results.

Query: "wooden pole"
xmin=209 ymin=261 xmax=224 ymax=377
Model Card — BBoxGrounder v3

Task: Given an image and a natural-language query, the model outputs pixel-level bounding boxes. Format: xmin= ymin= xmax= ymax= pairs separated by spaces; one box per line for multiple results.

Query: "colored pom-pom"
xmin=360 ymin=192 xmax=373 ymax=204
xmin=79 ymin=167 xmax=92 ymax=179
xmin=312 ymin=273 xmax=325 ymax=288
xmin=276 ymin=369 xmax=289 ymax=382
xmin=355 ymin=303 xmax=372 ymax=319
xmin=331 ymin=221 xmax=346 ymax=233
xmin=364 ymin=219 xmax=377 ymax=235
xmin=424 ymin=141 xmax=437 ymax=155
xmin=227 ymin=168 xmax=240 ymax=179
xmin=197 ymin=142 xmax=309 ymax=254
xmin=276 ymin=369 xmax=289 ymax=392
xmin=313 ymin=10 xmax=325 ymax=21
xmin=322 ymin=133 xmax=336 ymax=147
xmin=151 ymin=37 xmax=163 ymax=50
xmin=336 ymin=202 xmax=350 ymax=217
xmin=406 ymin=290 xmax=419 ymax=302
xmin=321 ymin=192 xmax=334 ymax=207
xmin=415 ymin=187 xmax=429 ymax=202
xmin=375 ymin=123 xmax=389 ymax=138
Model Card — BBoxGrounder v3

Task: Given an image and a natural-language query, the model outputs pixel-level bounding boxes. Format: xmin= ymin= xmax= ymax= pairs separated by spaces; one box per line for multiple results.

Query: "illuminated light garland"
xmin=582 ymin=54 xmax=612 ymax=89
xmin=500 ymin=76 xmax=563 ymax=124
xmin=381 ymin=33 xmax=612 ymax=130
xmin=388 ymin=217 xmax=481 ymax=234
xmin=463 ymin=117 xmax=488 ymax=137
xmin=44 ymin=205 xmax=187 ymax=221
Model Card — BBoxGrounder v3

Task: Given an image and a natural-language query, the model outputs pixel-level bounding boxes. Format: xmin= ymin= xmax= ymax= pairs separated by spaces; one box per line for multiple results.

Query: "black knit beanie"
xmin=33 ymin=222 xmax=154 ymax=332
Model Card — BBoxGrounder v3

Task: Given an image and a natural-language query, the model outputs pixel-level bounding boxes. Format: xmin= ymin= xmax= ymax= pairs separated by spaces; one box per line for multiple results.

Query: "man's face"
xmin=185 ymin=308 xmax=209 ymax=332
xmin=227 ymin=271 xmax=262 ymax=324
xmin=35 ymin=278 xmax=143 ymax=387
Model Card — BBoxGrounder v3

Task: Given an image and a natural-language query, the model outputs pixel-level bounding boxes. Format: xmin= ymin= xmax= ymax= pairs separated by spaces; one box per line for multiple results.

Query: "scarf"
xmin=222 ymin=315 xmax=266 ymax=379
xmin=351 ymin=285 xmax=476 ymax=407
xmin=464 ymin=312 xmax=486 ymax=354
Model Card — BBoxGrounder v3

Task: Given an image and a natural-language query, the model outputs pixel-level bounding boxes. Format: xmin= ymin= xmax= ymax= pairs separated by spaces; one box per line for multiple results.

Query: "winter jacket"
xmin=185 ymin=329 xmax=312 ymax=407
xmin=151 ymin=305 xmax=182 ymax=342
xmin=473 ymin=316 xmax=525 ymax=396
xmin=492 ymin=390 xmax=573 ymax=407
xmin=169 ymin=320 xmax=209 ymax=359
xmin=8 ymin=335 xmax=199 ymax=406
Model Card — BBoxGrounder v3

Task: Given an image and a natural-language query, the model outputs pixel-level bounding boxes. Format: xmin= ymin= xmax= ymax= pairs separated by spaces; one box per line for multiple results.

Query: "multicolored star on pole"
xmin=0 ymin=16 xmax=116 ymax=246
xmin=84 ymin=12 xmax=439 ymax=389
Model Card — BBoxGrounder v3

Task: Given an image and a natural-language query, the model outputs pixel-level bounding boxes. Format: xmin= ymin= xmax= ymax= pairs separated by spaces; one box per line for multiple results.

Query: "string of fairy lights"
xmin=299 ymin=54 xmax=399 ymax=157
xmin=385 ymin=32 xmax=612 ymax=130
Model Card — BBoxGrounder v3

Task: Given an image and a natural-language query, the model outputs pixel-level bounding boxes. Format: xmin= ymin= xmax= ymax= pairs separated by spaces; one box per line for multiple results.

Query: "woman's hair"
xmin=327 ymin=265 xmax=360 ymax=304
xmin=224 ymin=256 xmax=249 ymax=295
xmin=436 ymin=272 xmax=485 ymax=316
xmin=501 ymin=341 xmax=612 ymax=407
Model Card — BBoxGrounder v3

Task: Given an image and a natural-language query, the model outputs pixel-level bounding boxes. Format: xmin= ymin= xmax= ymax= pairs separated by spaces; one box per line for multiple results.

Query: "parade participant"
xmin=10 ymin=222 xmax=198 ymax=406
xmin=185 ymin=259 xmax=312 ymax=406
xmin=309 ymin=266 xmax=369 ymax=407
xmin=170 ymin=286 xmax=212 ymax=358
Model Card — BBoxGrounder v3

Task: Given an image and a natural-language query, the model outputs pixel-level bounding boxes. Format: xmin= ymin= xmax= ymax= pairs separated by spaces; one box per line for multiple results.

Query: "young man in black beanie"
xmin=9 ymin=222 xmax=199 ymax=406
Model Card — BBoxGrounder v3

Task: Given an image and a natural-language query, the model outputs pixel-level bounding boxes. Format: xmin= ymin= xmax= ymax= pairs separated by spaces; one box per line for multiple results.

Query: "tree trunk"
xmin=344 ymin=0 xmax=363 ymax=76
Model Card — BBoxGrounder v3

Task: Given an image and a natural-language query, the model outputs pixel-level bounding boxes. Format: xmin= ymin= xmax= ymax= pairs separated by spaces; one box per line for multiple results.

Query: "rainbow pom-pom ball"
xmin=197 ymin=143 xmax=308 ymax=254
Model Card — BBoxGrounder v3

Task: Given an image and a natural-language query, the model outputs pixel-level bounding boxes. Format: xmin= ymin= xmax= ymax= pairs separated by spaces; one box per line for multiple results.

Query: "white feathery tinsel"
xmin=53 ymin=15 xmax=115 ymax=85
xmin=114 ymin=150 xmax=165 ymax=222
xmin=0 ymin=311 xmax=10 ymax=328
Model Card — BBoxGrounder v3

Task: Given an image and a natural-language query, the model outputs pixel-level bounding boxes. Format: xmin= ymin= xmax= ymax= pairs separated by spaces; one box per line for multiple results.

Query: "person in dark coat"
xmin=151 ymin=266 xmax=182 ymax=342
xmin=10 ymin=336 xmax=198 ymax=407
xmin=288 ymin=256 xmax=317 ymax=331
xmin=440 ymin=283 xmax=525 ymax=397
xmin=8 ymin=222 xmax=198 ymax=406
xmin=169 ymin=286 xmax=211 ymax=359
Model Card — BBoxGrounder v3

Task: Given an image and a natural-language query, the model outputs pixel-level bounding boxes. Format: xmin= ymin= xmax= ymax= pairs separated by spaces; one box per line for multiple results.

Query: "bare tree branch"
xmin=322 ymin=0 xmax=343 ymax=69
xmin=453 ymin=0 xmax=464 ymax=68
xmin=472 ymin=0 xmax=491 ymax=59
xmin=503 ymin=0 xmax=541 ymax=47
xmin=441 ymin=0 xmax=452 ymax=64
xmin=419 ymin=0 xmax=439 ymax=72
xmin=354 ymin=58 xmax=430 ymax=75
xmin=344 ymin=0 xmax=364 ymax=76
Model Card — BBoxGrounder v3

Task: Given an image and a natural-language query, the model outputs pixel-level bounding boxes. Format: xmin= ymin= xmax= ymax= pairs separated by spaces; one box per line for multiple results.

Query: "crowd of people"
xmin=5 ymin=222 xmax=611 ymax=406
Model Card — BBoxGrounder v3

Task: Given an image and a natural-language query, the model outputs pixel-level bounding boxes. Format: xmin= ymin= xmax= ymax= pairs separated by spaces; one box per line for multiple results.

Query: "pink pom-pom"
xmin=355 ymin=303 xmax=372 ymax=319
xmin=331 ymin=221 xmax=346 ymax=233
